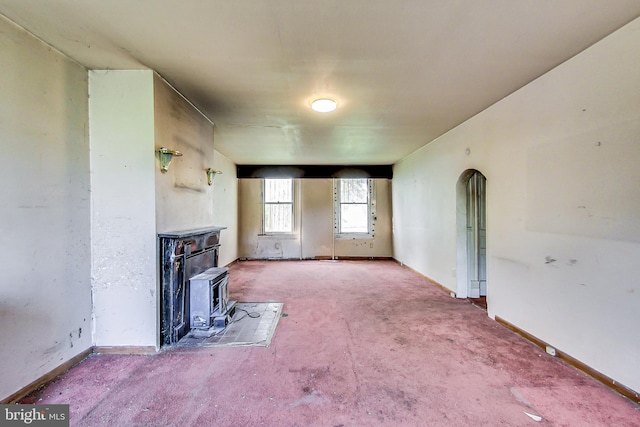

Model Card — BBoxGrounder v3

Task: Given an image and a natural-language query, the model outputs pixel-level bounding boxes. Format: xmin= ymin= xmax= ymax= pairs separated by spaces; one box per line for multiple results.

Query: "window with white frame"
xmin=334 ymin=178 xmax=375 ymax=237
xmin=263 ymin=178 xmax=293 ymax=233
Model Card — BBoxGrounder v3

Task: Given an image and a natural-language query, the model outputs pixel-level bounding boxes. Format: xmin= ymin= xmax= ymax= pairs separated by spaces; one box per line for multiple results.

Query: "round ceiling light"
xmin=311 ymin=98 xmax=337 ymax=113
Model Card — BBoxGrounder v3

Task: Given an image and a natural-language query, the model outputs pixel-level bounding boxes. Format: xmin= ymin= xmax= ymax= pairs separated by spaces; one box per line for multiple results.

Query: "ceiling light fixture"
xmin=311 ymin=98 xmax=337 ymax=113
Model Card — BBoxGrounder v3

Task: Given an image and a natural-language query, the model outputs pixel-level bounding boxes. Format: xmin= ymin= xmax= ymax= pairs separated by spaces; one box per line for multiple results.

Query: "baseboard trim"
xmin=2 ymin=347 xmax=93 ymax=404
xmin=93 ymin=346 xmax=157 ymax=355
xmin=332 ymin=256 xmax=393 ymax=261
xmin=495 ymin=316 xmax=639 ymax=404
xmin=394 ymin=259 xmax=456 ymax=297
xmin=238 ymin=257 xmax=393 ymax=262
xmin=2 ymin=345 xmax=159 ymax=403
xmin=223 ymin=259 xmax=239 ymax=268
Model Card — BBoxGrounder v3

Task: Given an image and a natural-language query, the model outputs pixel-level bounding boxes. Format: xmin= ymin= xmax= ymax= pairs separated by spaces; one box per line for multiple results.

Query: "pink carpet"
xmin=22 ymin=260 xmax=640 ymax=426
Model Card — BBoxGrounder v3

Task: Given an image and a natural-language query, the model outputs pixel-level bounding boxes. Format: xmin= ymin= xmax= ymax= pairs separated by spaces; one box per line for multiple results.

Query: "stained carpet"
xmin=19 ymin=260 xmax=640 ymax=426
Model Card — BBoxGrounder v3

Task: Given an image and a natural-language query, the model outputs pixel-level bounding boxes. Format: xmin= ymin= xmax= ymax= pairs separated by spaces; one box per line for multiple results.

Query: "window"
xmin=263 ymin=178 xmax=293 ymax=233
xmin=335 ymin=178 xmax=374 ymax=236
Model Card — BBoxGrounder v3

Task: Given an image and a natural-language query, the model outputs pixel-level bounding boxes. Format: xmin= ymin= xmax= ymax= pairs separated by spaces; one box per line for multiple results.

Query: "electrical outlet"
xmin=545 ymin=345 xmax=556 ymax=356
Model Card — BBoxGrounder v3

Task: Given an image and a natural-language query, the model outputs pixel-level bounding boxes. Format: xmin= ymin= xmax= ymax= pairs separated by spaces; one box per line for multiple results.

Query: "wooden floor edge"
xmin=93 ymin=346 xmax=158 ymax=355
xmin=393 ymin=258 xmax=457 ymax=297
xmin=1 ymin=347 xmax=93 ymax=404
xmin=495 ymin=316 xmax=640 ymax=404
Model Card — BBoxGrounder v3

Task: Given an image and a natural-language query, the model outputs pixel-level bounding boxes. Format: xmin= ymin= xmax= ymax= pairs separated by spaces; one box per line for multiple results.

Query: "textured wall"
xmin=154 ymin=75 xmax=217 ymax=233
xmin=89 ymin=70 xmax=157 ymax=348
xmin=0 ymin=17 xmax=92 ymax=399
xmin=392 ymin=17 xmax=640 ymax=393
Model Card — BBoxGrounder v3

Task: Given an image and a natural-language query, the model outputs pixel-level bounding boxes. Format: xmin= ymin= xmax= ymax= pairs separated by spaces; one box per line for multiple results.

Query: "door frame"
xmin=456 ymin=169 xmax=487 ymax=299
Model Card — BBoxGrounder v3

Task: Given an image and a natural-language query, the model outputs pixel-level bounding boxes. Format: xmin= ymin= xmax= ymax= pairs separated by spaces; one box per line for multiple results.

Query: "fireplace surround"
xmin=158 ymin=226 xmax=226 ymax=346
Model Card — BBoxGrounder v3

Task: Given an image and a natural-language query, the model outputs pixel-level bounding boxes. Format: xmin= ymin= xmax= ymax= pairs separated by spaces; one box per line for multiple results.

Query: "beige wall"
xmin=154 ymin=75 xmax=238 ymax=265
xmin=0 ymin=17 xmax=92 ymax=400
xmin=154 ymin=75 xmax=216 ymax=232
xmin=335 ymin=179 xmax=393 ymax=259
xmin=392 ymin=17 xmax=640 ymax=393
xmin=238 ymin=179 xmax=301 ymax=259
xmin=211 ymin=150 xmax=239 ymax=266
xmin=301 ymin=179 xmax=333 ymax=258
xmin=239 ymin=178 xmax=392 ymax=259
xmin=152 ymin=79 xmax=238 ymax=335
xmin=154 ymin=78 xmax=237 ymax=264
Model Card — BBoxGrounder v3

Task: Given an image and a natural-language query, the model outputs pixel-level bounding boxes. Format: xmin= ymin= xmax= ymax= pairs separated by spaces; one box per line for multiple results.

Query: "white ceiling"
xmin=2 ymin=1 xmax=639 ymax=165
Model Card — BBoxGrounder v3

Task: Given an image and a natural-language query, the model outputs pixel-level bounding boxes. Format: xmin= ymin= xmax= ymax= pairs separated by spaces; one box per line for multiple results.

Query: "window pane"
xmin=340 ymin=179 xmax=368 ymax=203
xmin=340 ymin=204 xmax=368 ymax=233
xmin=265 ymin=204 xmax=292 ymax=232
xmin=265 ymin=179 xmax=292 ymax=202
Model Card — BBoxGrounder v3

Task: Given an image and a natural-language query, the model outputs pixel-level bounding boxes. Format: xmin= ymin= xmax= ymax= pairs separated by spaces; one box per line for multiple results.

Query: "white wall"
xmin=89 ymin=70 xmax=158 ymax=348
xmin=0 ymin=17 xmax=92 ymax=399
xmin=392 ymin=18 xmax=640 ymax=393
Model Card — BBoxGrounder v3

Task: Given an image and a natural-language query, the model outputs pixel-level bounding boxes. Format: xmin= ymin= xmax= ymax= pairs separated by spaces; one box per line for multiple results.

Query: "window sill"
xmin=335 ymin=233 xmax=375 ymax=240
xmin=258 ymin=233 xmax=299 ymax=239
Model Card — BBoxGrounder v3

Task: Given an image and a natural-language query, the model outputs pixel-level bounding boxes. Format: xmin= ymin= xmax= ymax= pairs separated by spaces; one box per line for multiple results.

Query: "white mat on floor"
xmin=177 ymin=302 xmax=283 ymax=348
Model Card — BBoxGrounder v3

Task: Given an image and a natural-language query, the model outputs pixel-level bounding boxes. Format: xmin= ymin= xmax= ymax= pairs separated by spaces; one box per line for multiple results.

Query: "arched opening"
xmin=456 ymin=169 xmax=487 ymax=308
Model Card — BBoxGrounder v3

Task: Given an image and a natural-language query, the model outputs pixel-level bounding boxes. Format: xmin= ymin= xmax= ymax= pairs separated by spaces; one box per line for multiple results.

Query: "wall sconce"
xmin=157 ymin=147 xmax=182 ymax=173
xmin=206 ymin=168 xmax=222 ymax=185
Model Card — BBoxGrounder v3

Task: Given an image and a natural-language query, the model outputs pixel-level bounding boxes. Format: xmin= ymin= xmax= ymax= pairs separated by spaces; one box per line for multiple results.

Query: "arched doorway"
xmin=456 ymin=170 xmax=487 ymax=304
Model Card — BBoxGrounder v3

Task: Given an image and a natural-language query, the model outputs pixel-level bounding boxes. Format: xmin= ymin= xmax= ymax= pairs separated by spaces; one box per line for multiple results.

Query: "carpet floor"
xmin=21 ymin=260 xmax=640 ymax=426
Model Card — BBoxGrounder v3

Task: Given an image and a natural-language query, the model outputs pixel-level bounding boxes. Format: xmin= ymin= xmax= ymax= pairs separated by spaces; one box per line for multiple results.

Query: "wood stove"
xmin=189 ymin=267 xmax=236 ymax=335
